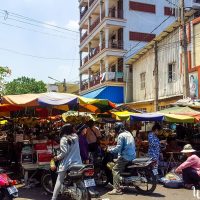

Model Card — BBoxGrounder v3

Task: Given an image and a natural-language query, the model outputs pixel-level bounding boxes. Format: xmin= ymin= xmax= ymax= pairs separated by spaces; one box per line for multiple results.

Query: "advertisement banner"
xmin=189 ymin=72 xmax=198 ymax=99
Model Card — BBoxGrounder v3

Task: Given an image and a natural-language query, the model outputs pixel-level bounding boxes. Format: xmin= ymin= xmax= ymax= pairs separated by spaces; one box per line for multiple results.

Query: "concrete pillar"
xmin=105 ymin=0 xmax=109 ymax=17
xmin=88 ymin=16 xmax=91 ymax=33
xmin=80 ymin=73 xmax=82 ymax=89
xmin=105 ymin=58 xmax=109 ymax=81
xmin=115 ymin=62 xmax=118 ymax=81
xmin=99 ymin=30 xmax=103 ymax=50
xmin=100 ymin=60 xmax=103 ymax=83
xmin=105 ymin=27 xmax=109 ymax=48
xmin=88 ymin=68 xmax=91 ymax=88
xmin=88 ymin=42 xmax=91 ymax=59
xmin=100 ymin=0 xmax=103 ymax=21
xmin=80 ymin=51 xmax=82 ymax=67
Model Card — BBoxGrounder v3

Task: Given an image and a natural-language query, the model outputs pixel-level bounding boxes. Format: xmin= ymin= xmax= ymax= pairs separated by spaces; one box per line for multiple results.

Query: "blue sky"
xmin=0 ymin=0 xmax=79 ymax=84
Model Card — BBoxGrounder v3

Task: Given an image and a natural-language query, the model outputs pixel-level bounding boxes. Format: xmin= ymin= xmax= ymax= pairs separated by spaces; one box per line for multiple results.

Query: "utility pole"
xmin=63 ymin=78 xmax=67 ymax=92
xmin=154 ymin=41 xmax=159 ymax=112
xmin=180 ymin=0 xmax=190 ymax=98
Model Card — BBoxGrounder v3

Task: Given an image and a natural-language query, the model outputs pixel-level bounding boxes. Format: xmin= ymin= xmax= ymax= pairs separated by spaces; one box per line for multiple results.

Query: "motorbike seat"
xmin=68 ymin=164 xmax=93 ymax=172
xmin=132 ymin=157 xmax=152 ymax=164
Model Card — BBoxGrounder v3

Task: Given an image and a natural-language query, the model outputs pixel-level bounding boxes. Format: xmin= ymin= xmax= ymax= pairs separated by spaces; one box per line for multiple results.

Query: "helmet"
xmin=114 ymin=122 xmax=125 ymax=134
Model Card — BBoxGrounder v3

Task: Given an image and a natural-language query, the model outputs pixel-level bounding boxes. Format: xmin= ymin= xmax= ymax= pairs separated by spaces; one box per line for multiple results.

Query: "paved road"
xmin=16 ymin=184 xmax=197 ymax=200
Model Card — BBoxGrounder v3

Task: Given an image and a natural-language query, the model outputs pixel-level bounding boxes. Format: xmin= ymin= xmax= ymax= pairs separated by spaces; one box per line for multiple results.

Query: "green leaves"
xmin=5 ymin=76 xmax=47 ymax=95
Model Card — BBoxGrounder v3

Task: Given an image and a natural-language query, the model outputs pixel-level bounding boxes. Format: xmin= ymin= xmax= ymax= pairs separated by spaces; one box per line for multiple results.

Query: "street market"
xmin=0 ymin=92 xmax=200 ymax=199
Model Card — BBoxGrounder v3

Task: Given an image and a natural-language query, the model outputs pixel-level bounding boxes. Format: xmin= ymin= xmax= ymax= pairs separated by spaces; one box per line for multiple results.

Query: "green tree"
xmin=5 ymin=76 xmax=47 ymax=95
xmin=0 ymin=66 xmax=11 ymax=95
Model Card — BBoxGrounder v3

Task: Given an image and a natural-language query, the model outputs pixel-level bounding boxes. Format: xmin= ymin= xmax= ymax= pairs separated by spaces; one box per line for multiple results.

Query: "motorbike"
xmin=0 ymin=168 xmax=18 ymax=200
xmin=107 ymin=157 xmax=157 ymax=195
xmin=41 ymin=164 xmax=95 ymax=200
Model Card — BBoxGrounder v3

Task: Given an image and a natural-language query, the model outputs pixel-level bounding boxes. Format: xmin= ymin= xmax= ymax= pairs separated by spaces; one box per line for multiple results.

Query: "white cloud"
xmin=65 ymin=20 xmax=79 ymax=31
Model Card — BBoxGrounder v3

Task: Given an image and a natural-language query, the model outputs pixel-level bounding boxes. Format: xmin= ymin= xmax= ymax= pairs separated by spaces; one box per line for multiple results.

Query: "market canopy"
xmin=164 ymin=113 xmax=195 ymax=123
xmin=0 ymin=104 xmax=23 ymax=112
xmin=112 ymin=111 xmax=136 ymax=121
xmin=2 ymin=92 xmax=116 ymax=113
xmin=130 ymin=113 xmax=164 ymax=122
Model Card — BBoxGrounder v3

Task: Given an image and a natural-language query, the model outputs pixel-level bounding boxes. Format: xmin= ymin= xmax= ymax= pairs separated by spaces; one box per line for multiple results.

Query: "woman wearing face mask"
xmin=51 ymin=124 xmax=82 ymax=200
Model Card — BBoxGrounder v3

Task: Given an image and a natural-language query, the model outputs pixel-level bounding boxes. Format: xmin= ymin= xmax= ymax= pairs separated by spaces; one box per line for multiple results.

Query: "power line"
xmin=0 ymin=47 xmax=80 ymax=61
xmin=0 ymin=21 xmax=78 ymax=40
xmin=124 ymin=16 xmax=172 ymax=61
xmin=0 ymin=9 xmax=79 ymax=34
xmin=164 ymin=0 xmax=178 ymax=7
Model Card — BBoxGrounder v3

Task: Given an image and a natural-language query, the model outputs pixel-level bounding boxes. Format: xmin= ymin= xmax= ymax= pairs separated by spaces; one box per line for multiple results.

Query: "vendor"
xmin=175 ymin=144 xmax=200 ymax=189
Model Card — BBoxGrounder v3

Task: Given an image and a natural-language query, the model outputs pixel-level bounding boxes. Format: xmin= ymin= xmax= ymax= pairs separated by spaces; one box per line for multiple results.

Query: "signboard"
xmin=189 ymin=72 xmax=198 ymax=99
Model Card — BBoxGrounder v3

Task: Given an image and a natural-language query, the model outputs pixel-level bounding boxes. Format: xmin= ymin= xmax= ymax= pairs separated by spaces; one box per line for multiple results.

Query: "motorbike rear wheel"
xmin=135 ymin=169 xmax=157 ymax=195
xmin=0 ymin=190 xmax=13 ymax=200
xmin=41 ymin=172 xmax=54 ymax=195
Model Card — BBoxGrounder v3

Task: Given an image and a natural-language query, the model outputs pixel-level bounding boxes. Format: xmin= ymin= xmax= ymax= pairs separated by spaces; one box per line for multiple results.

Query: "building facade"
xmin=78 ymin=0 xmax=181 ymax=103
xmin=126 ymin=12 xmax=200 ymax=112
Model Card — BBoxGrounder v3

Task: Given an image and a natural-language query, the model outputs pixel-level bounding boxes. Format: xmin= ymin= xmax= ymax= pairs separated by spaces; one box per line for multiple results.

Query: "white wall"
xmin=123 ymin=0 xmax=177 ymax=61
xmin=132 ymin=27 xmax=183 ymax=102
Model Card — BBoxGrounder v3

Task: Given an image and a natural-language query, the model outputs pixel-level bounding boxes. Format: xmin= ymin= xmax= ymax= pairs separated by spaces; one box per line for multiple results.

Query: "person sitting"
xmin=108 ymin=122 xmax=136 ymax=195
xmin=175 ymin=144 xmax=200 ymax=189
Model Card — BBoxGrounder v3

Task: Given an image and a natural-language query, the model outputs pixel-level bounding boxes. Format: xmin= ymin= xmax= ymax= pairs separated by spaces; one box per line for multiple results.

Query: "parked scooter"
xmin=42 ymin=164 xmax=95 ymax=200
xmin=107 ymin=157 xmax=157 ymax=195
xmin=0 ymin=168 xmax=18 ymax=200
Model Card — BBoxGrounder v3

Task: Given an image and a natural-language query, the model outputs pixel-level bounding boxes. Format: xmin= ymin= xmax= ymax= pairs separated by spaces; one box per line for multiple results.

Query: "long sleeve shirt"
xmin=109 ymin=131 xmax=136 ymax=161
xmin=176 ymin=155 xmax=200 ymax=176
xmin=57 ymin=134 xmax=82 ymax=172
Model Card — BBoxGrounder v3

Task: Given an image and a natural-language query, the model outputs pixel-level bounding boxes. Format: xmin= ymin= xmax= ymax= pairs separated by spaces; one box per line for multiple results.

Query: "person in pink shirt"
xmin=175 ymin=144 xmax=200 ymax=189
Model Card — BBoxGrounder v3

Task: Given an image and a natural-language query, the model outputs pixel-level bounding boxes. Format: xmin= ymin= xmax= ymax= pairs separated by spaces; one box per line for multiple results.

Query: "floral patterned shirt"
xmin=148 ymin=132 xmax=160 ymax=161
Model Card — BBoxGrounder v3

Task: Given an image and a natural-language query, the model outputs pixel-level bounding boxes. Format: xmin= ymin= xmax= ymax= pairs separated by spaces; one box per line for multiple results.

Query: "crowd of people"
xmin=37 ymin=119 xmax=200 ymax=200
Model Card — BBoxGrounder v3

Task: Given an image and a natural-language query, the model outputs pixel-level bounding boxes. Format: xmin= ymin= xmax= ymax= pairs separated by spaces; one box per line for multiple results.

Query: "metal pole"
xmin=154 ymin=41 xmax=159 ymax=111
xmin=180 ymin=0 xmax=190 ymax=98
xmin=63 ymin=78 xmax=67 ymax=92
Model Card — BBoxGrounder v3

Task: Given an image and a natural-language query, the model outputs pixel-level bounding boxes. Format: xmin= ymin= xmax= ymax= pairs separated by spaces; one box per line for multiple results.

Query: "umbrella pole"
xmin=78 ymin=103 xmax=80 ymax=116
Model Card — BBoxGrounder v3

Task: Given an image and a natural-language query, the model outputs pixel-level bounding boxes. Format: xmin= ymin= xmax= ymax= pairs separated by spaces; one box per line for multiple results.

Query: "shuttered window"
xmin=194 ymin=23 xmax=200 ymax=66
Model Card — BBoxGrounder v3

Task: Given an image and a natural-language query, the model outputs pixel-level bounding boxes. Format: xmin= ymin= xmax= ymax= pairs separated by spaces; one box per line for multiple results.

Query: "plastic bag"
xmin=50 ymin=159 xmax=56 ymax=171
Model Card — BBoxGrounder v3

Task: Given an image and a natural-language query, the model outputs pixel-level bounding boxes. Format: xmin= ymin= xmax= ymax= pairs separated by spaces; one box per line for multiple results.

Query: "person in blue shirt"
xmin=108 ymin=122 xmax=136 ymax=195
xmin=148 ymin=123 xmax=162 ymax=170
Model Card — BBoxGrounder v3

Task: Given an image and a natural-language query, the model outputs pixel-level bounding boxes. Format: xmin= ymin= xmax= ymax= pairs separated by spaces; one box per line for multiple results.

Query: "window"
xmin=129 ymin=31 xmax=156 ymax=42
xmin=140 ymin=72 xmax=146 ymax=90
xmin=129 ymin=1 xmax=156 ymax=13
xmin=168 ymin=63 xmax=176 ymax=83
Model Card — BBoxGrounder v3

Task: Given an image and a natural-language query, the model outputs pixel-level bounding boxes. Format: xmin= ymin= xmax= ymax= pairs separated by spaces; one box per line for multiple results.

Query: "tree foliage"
xmin=5 ymin=76 xmax=47 ymax=95
xmin=0 ymin=66 xmax=11 ymax=95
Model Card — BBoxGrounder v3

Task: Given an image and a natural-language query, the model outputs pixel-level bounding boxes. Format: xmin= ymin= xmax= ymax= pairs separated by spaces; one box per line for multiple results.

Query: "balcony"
xmin=80 ymin=31 xmax=88 ymax=43
xmin=89 ymin=16 xmax=100 ymax=32
xmin=80 ymin=8 xmax=124 ymax=45
xmin=89 ymin=0 xmax=95 ymax=6
xmin=81 ymin=40 xmax=124 ymax=67
xmin=80 ymin=6 xmax=88 ymax=20
xmin=80 ymin=71 xmax=124 ymax=92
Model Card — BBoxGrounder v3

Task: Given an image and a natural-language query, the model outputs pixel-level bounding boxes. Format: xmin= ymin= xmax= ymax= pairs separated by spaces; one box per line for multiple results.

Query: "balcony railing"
xmin=89 ymin=16 xmax=100 ymax=33
xmin=82 ymin=55 xmax=89 ymax=65
xmin=89 ymin=46 xmax=100 ymax=59
xmin=89 ymin=0 xmax=95 ymax=6
xmin=80 ymin=71 xmax=124 ymax=91
xmin=108 ymin=40 xmax=124 ymax=49
xmin=80 ymin=6 xmax=88 ymax=20
xmin=80 ymin=31 xmax=88 ymax=43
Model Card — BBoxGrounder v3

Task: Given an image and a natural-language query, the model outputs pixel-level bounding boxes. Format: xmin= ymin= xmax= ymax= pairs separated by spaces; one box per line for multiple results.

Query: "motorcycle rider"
xmin=51 ymin=124 xmax=82 ymax=200
xmin=108 ymin=122 xmax=136 ymax=195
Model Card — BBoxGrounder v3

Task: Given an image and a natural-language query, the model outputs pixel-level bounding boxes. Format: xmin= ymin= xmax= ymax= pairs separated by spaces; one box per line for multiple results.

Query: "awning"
xmin=82 ymin=86 xmax=124 ymax=104
xmin=112 ymin=111 xmax=136 ymax=121
xmin=130 ymin=113 xmax=164 ymax=122
xmin=164 ymin=114 xmax=195 ymax=123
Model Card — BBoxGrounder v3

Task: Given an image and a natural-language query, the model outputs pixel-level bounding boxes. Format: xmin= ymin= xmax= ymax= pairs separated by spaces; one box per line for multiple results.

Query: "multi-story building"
xmin=125 ymin=11 xmax=200 ymax=112
xmin=78 ymin=0 xmax=198 ymax=104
